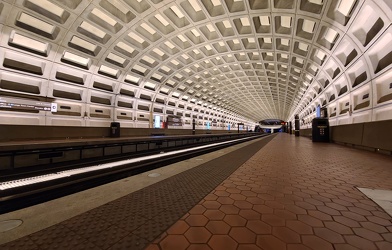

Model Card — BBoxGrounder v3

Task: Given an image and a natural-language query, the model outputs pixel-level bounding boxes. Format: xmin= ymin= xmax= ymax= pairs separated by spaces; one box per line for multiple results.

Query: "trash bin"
xmin=110 ymin=122 xmax=120 ymax=138
xmin=312 ymin=118 xmax=329 ymax=142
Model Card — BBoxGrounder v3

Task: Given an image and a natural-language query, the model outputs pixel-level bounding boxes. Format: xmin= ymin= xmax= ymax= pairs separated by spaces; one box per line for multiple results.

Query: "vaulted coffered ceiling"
xmin=1 ymin=0 xmax=390 ymax=124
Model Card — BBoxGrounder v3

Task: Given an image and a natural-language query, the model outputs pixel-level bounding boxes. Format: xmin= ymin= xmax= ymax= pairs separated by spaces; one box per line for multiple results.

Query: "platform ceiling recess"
xmin=0 ymin=0 xmax=391 ymax=128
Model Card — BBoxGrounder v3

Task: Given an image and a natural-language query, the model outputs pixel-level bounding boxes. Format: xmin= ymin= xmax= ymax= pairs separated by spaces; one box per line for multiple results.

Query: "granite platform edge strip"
xmin=0 ymin=135 xmax=276 ymax=250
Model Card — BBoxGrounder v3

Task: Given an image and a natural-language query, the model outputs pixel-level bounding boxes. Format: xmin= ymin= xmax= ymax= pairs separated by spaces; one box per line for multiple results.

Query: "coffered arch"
xmin=0 ymin=0 xmax=391 ymax=129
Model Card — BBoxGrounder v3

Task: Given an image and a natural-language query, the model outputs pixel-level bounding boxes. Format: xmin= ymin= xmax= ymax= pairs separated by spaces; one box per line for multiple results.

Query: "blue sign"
xmin=316 ymin=105 xmax=321 ymax=118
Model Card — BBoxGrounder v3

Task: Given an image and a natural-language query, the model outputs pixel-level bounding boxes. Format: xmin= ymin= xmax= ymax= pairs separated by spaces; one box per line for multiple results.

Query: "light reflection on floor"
xmin=358 ymin=187 xmax=392 ymax=216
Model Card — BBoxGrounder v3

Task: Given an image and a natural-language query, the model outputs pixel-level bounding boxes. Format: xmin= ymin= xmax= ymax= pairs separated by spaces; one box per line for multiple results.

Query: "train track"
xmin=0 ymin=134 xmax=269 ymax=214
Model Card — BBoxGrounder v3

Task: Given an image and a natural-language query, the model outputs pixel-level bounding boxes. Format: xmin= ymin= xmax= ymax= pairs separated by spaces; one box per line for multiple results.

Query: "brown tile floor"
xmin=148 ymin=134 xmax=392 ymax=250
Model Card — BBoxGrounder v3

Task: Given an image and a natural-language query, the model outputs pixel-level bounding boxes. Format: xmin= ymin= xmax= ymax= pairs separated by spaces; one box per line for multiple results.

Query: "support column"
xmin=149 ymin=104 xmax=154 ymax=128
xmin=192 ymin=119 xmax=195 ymax=135
xmin=295 ymin=115 xmax=300 ymax=137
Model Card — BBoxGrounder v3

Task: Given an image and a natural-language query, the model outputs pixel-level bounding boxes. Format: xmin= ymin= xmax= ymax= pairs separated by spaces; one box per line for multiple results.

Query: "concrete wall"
xmin=299 ymin=120 xmax=392 ymax=153
xmin=299 ymin=128 xmax=312 ymax=137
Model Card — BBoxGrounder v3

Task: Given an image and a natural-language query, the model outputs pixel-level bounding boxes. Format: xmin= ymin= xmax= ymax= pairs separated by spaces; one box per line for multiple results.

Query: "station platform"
xmin=1 ymin=133 xmax=392 ymax=250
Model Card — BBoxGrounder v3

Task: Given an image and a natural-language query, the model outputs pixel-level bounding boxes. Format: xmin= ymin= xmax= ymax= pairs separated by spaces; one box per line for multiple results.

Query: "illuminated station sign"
xmin=0 ymin=96 xmax=57 ymax=112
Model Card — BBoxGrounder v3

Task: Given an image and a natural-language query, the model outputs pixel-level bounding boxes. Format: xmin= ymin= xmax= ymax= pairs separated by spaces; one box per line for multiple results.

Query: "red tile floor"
xmin=147 ymin=133 xmax=392 ymax=250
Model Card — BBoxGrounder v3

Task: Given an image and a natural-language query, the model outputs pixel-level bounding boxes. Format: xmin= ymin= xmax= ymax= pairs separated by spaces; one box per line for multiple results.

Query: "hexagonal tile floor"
xmin=148 ymin=134 xmax=392 ymax=250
